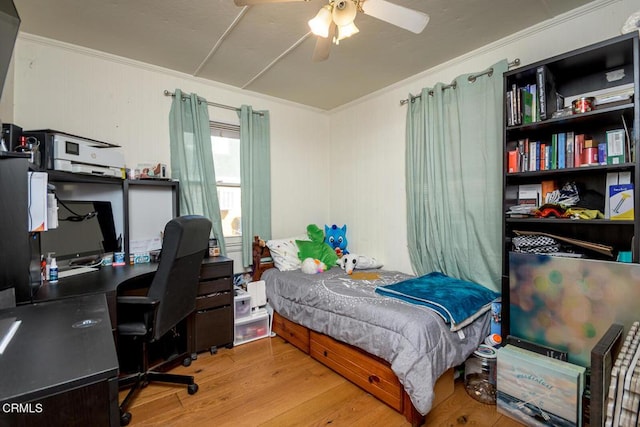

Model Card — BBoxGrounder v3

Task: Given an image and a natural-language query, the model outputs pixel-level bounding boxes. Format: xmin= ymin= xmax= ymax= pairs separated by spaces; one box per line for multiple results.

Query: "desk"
xmin=0 ymin=294 xmax=119 ymax=427
xmin=32 ymin=263 xmax=159 ymax=330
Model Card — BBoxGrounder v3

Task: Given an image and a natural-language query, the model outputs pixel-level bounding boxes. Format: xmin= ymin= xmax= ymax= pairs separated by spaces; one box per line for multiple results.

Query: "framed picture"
xmin=590 ymin=323 xmax=623 ymax=427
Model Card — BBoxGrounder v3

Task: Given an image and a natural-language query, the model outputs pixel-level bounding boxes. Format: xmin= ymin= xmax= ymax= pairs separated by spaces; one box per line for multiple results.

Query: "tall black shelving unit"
xmin=501 ymin=32 xmax=640 ymax=340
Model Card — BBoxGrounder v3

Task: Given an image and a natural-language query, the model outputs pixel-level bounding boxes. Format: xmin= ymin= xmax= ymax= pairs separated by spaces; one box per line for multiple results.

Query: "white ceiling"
xmin=14 ymin=0 xmax=597 ymax=111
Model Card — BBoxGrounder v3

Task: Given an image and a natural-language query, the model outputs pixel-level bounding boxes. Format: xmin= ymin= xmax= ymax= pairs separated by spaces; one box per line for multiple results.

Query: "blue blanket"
xmin=375 ymin=272 xmax=499 ymax=331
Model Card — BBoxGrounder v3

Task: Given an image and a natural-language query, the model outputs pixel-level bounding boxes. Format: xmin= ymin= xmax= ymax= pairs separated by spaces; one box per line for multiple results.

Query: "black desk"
xmin=33 ymin=263 xmax=159 ymax=330
xmin=0 ymin=294 xmax=119 ymax=426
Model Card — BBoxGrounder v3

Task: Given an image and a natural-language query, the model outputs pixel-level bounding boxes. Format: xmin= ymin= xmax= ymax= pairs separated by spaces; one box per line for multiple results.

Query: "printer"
xmin=23 ymin=130 xmax=125 ymax=178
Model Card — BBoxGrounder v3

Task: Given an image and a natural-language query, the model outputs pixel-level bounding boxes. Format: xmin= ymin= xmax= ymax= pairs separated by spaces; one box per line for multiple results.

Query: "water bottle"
xmin=49 ymin=258 xmax=59 ymax=284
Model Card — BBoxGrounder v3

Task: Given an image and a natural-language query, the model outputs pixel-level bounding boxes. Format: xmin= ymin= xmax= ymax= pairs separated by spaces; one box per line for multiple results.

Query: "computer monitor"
xmin=40 ymin=200 xmax=119 ymax=264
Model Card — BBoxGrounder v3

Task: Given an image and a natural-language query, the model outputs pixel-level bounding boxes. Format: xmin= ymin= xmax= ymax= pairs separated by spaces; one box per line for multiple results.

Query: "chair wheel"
xmin=182 ymin=357 xmax=192 ymax=367
xmin=188 ymin=383 xmax=199 ymax=395
xmin=120 ymin=411 xmax=132 ymax=426
xmin=209 ymin=346 xmax=218 ymax=355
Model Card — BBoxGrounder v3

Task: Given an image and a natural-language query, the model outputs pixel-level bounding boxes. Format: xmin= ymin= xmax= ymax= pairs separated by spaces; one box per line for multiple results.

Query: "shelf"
xmin=506 ymin=218 xmax=634 ymax=225
xmin=506 ymin=162 xmax=634 ymax=179
xmin=506 ymin=103 xmax=634 ymax=134
xmin=46 ymin=170 xmax=124 ymax=184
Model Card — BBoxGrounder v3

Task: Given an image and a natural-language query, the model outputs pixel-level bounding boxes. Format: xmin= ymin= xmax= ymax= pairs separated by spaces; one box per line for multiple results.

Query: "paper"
xmin=0 ymin=319 xmax=21 ymax=355
xmin=129 ymin=237 xmax=162 ymax=253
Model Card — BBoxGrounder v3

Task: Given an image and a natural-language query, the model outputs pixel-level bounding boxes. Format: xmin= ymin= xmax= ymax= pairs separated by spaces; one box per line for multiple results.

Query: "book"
xmin=606 ymin=129 xmax=625 ymax=165
xmin=521 ymin=87 xmax=534 ymax=124
xmin=558 ymin=133 xmax=566 ymax=169
xmin=536 ymin=65 xmax=560 ymax=121
xmin=508 ymin=150 xmax=519 ymax=173
xmin=566 ymin=131 xmax=575 ymax=168
xmin=551 ymin=133 xmax=558 ymax=169
xmin=497 ymin=344 xmax=586 ymax=426
xmin=574 ymin=134 xmax=585 ymax=167
xmin=529 ymin=140 xmax=537 ymax=172
xmin=609 ymin=184 xmax=634 ymax=220
xmin=590 ymin=324 xmax=624 ymax=427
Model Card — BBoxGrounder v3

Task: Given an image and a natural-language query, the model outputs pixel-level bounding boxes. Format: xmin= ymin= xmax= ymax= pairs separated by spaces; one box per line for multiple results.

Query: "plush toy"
xmin=339 ymin=253 xmax=383 ymax=275
xmin=296 ymin=224 xmax=339 ymax=269
xmin=325 ymin=224 xmax=349 ymax=257
xmin=301 ymin=258 xmax=327 ymax=274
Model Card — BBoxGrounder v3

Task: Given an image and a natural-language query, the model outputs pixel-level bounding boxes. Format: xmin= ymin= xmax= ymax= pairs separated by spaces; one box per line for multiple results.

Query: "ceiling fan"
xmin=233 ymin=0 xmax=429 ymax=61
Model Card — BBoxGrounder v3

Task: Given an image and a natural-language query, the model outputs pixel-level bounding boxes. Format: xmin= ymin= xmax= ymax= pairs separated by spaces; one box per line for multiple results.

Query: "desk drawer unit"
xmin=190 ymin=257 xmax=233 ymax=354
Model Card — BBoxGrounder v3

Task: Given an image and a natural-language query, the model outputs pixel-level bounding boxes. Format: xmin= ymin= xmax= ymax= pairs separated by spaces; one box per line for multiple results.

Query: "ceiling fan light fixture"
xmin=308 ymin=5 xmax=333 ymax=38
xmin=336 ymin=21 xmax=359 ymax=42
xmin=332 ymin=0 xmax=357 ymax=26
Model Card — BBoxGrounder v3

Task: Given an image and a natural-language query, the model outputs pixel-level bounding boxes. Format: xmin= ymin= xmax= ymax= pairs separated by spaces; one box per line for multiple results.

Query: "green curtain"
xmin=238 ymin=105 xmax=271 ymax=268
xmin=405 ymin=60 xmax=507 ymax=291
xmin=168 ymin=89 xmax=226 ymax=254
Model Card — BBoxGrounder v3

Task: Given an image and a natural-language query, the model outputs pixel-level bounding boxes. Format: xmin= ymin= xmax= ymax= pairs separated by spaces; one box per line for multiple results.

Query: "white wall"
xmin=4 ymin=0 xmax=639 ymax=277
xmin=10 ymin=35 xmax=332 ymax=242
xmin=327 ymin=0 xmax=639 ymax=275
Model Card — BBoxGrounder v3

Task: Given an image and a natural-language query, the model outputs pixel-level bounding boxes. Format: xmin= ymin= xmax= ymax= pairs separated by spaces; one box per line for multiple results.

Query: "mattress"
xmin=262 ymin=267 xmax=491 ymax=415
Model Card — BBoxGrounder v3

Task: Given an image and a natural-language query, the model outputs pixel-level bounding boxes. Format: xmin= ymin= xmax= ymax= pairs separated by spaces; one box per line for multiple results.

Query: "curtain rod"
xmin=163 ymin=90 xmax=263 ymax=116
xmin=399 ymin=58 xmax=521 ymax=106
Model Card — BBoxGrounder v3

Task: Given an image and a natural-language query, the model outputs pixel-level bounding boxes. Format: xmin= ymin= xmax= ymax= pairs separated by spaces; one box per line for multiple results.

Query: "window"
xmin=210 ymin=121 xmax=241 ymax=238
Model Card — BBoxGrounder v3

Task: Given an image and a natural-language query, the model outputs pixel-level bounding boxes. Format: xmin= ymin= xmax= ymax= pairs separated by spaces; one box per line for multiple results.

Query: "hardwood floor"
xmin=120 ymin=336 xmax=524 ymax=426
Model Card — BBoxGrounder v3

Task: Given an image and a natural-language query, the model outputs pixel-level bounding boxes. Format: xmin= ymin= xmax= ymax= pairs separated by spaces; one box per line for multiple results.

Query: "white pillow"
xmin=266 ymin=235 xmax=307 ymax=271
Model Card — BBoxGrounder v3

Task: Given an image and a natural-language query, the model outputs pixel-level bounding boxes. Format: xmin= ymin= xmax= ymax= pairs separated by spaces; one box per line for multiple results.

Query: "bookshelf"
xmin=501 ymin=32 xmax=640 ymax=337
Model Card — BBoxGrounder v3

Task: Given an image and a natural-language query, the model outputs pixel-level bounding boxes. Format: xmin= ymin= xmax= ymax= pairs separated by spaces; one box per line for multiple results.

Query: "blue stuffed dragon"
xmin=324 ymin=224 xmax=349 ymax=257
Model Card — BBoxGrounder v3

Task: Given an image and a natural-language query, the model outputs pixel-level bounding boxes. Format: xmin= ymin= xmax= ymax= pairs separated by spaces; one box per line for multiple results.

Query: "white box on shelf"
xmin=234 ymin=311 xmax=269 ymax=346
xmin=28 ymin=172 xmax=48 ymax=232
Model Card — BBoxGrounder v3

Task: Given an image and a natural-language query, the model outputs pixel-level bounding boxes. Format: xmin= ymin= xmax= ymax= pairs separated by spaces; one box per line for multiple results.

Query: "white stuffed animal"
xmin=301 ymin=257 xmax=327 ymax=274
xmin=339 ymin=253 xmax=383 ymax=275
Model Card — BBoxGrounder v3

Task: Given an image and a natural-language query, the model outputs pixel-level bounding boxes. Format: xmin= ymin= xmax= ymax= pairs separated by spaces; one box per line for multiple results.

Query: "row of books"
xmin=507 ymin=129 xmax=628 ymax=173
xmin=506 ymin=65 xmax=562 ymax=126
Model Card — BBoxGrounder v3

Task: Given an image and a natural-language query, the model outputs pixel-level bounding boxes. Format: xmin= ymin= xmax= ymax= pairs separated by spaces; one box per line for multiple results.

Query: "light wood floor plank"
xmin=120 ymin=336 xmax=524 ymax=426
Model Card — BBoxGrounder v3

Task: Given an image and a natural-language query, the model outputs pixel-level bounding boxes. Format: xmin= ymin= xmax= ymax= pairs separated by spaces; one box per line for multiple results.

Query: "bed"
xmin=252 ymin=237 xmax=494 ymax=426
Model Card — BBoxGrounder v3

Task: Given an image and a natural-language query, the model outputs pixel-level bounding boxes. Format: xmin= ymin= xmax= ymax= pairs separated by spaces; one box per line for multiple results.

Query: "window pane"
xmin=217 ymin=185 xmax=241 ymax=236
xmin=210 ymin=126 xmax=241 ymax=238
xmin=211 ymin=136 xmax=240 ymax=185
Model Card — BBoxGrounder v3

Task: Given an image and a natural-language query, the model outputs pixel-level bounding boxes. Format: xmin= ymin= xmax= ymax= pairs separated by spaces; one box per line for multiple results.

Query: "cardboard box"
xmin=609 ymin=183 xmax=634 ymax=220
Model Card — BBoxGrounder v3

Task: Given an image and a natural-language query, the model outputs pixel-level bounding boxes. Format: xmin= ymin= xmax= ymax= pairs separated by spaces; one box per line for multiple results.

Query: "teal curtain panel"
xmin=169 ymin=89 xmax=226 ymax=254
xmin=405 ymin=59 xmax=507 ymax=290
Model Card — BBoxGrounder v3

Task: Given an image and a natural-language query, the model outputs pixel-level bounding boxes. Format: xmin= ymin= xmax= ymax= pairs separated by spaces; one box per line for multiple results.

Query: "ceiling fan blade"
xmin=361 ymin=0 xmax=429 ymax=34
xmin=312 ymin=22 xmax=336 ymax=62
xmin=234 ymin=0 xmax=306 ymax=6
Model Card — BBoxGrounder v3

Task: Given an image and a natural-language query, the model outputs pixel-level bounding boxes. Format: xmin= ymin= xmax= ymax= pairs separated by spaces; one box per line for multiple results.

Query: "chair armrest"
xmin=117 ymin=295 xmax=160 ymax=307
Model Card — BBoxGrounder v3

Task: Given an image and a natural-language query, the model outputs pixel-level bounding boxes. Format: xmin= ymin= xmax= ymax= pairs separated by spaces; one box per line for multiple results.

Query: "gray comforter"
xmin=263 ymin=267 xmax=490 ymax=415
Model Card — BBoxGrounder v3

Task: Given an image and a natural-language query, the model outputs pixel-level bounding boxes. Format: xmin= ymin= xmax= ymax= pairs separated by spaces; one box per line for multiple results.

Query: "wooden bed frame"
xmin=251 ymin=236 xmax=454 ymax=426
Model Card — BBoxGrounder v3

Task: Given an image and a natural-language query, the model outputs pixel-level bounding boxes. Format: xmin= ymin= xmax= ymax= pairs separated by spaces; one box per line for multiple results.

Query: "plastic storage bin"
xmin=234 ymin=311 xmax=269 ymax=346
xmin=234 ymin=289 xmax=251 ymax=319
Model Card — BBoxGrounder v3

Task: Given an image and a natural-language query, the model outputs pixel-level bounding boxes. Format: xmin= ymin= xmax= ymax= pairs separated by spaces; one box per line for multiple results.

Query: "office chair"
xmin=117 ymin=215 xmax=211 ymax=426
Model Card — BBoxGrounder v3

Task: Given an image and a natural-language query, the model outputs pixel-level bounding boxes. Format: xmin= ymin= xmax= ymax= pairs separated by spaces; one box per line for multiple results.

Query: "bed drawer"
xmin=272 ymin=312 xmax=310 ymax=354
xmin=309 ymin=331 xmax=403 ymax=411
